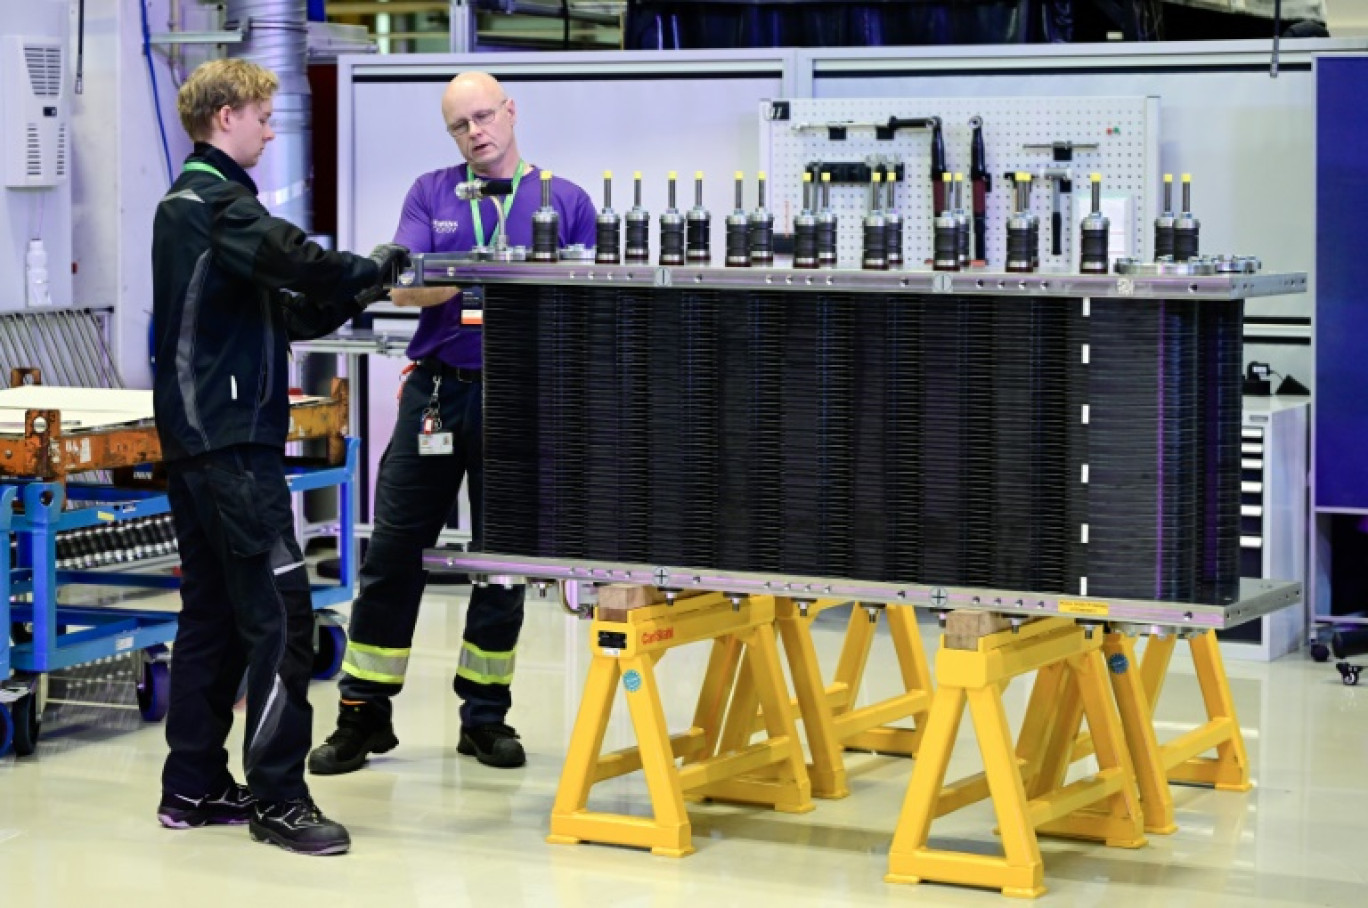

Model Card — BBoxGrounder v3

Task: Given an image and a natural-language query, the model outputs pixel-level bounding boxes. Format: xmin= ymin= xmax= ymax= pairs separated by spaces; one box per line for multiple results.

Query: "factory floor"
xmin=1 ymin=583 xmax=1362 ymax=907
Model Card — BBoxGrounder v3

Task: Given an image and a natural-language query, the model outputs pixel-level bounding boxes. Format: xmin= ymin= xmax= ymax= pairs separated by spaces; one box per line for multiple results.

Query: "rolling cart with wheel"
xmin=1 ymin=377 xmax=359 ymax=756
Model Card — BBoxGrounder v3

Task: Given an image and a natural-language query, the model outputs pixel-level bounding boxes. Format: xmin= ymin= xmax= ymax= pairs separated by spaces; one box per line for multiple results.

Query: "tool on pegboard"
xmin=805 ymin=161 xmax=907 ymax=184
xmin=1021 ymin=139 xmax=1098 ymax=258
xmin=1000 ymin=164 xmax=1071 ymax=258
xmin=1154 ymin=174 xmax=1176 ymax=260
xmin=969 ymin=116 xmax=990 ymax=264
xmin=1079 ymin=173 xmax=1110 ymax=274
xmin=930 ymin=119 xmax=947 ymax=219
xmin=1022 ymin=140 xmax=1099 ymax=161
xmin=933 ymin=173 xmax=959 ymax=273
xmin=1042 ymin=166 xmax=1073 ymax=257
xmin=791 ymin=114 xmax=940 ymax=144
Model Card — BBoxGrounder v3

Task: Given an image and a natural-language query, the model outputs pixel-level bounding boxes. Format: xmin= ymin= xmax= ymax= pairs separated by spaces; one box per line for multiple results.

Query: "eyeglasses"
xmin=447 ymin=99 xmax=507 ymax=138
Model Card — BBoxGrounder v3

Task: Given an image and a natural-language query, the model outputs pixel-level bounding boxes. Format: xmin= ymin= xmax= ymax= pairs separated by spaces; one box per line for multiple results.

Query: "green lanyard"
xmin=184 ymin=161 xmax=226 ymax=180
xmin=469 ymin=160 xmax=527 ymax=248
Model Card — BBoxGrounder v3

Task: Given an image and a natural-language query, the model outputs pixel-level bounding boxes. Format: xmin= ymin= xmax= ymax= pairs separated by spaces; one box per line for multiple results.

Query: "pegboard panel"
xmin=759 ymin=97 xmax=1159 ymax=270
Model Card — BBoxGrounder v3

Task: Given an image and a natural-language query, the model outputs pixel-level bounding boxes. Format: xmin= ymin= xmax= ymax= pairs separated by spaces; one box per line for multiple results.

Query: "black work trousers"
xmin=339 ymin=361 xmax=525 ymax=727
xmin=161 ymin=445 xmax=314 ymax=802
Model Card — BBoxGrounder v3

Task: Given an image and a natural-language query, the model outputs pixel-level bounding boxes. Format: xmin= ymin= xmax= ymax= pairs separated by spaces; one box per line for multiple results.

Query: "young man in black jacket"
xmin=150 ymin=58 xmax=407 ymax=856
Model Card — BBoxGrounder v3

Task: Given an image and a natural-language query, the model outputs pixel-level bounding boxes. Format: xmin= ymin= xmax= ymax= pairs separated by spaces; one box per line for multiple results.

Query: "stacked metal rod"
xmin=480 ymin=283 xmax=1245 ymax=604
xmin=55 ymin=515 xmax=179 ymax=569
xmin=0 ymin=308 xmax=122 ymax=388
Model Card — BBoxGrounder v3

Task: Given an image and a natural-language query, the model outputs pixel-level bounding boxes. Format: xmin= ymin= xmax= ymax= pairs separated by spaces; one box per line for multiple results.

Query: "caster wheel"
xmin=1310 ymin=642 xmax=1331 ymax=663
xmin=11 ymin=693 xmax=40 ymax=756
xmin=312 ymin=623 xmax=347 ymax=681
xmin=9 ymin=623 xmax=69 ymax=646
xmin=1348 ymin=670 xmax=1362 ymax=687
xmin=137 ymin=648 xmax=171 ymax=722
xmin=0 ymin=703 xmax=13 ymax=757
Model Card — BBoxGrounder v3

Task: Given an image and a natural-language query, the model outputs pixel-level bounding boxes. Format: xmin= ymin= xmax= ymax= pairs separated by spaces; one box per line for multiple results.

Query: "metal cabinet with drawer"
xmin=1222 ymin=396 xmax=1308 ymax=659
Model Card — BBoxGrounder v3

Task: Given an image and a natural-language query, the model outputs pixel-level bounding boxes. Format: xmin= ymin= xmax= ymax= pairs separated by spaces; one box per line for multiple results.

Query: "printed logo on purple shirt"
xmin=432 ymin=219 xmax=461 ymax=234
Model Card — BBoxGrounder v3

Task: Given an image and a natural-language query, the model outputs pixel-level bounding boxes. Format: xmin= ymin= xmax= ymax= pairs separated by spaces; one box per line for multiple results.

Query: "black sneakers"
xmin=157 ymin=782 xmax=256 ymax=828
xmin=308 ymin=701 xmax=400 ymax=775
xmin=249 ymin=797 xmax=350 ymax=855
xmin=457 ymin=723 xmax=526 ymax=768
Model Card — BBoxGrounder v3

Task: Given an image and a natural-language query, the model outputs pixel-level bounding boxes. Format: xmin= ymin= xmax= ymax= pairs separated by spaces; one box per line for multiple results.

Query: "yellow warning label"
xmin=96 ymin=511 xmax=115 ymax=522
xmin=1058 ymin=599 xmax=1110 ymax=617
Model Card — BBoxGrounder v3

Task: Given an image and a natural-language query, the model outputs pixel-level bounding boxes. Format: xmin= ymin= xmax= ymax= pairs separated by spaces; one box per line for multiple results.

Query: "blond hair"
xmin=176 ymin=59 xmax=279 ymax=141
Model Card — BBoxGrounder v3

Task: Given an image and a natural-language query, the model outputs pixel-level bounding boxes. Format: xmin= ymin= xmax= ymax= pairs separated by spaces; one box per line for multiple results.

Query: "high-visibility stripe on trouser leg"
xmin=455 ymin=641 xmax=516 ymax=686
xmin=341 ymin=641 xmax=410 ymax=684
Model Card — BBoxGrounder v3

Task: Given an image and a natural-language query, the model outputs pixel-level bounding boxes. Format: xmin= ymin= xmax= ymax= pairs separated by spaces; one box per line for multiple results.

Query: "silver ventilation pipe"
xmin=225 ymin=1 xmax=311 ymax=230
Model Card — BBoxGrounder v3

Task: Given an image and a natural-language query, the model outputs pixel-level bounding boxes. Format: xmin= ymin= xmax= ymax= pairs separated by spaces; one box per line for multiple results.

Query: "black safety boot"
xmin=157 ymin=781 xmax=256 ymax=828
xmin=457 ymin=723 xmax=526 ymax=768
xmin=249 ymin=797 xmax=350 ymax=855
xmin=307 ymin=700 xmax=399 ymax=775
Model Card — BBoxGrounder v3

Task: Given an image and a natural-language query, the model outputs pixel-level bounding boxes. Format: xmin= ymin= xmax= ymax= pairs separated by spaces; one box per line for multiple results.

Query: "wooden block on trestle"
xmin=596 ymin=584 xmax=707 ymax=623
xmin=943 ymin=610 xmax=1016 ymax=650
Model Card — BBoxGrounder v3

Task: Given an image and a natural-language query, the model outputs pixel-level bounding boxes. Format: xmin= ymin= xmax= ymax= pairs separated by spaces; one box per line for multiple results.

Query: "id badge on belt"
xmin=418 ymin=374 xmax=454 ymax=456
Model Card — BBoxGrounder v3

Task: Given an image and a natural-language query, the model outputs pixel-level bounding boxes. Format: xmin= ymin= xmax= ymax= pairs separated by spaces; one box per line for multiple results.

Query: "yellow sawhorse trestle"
xmin=546 ymin=591 xmax=814 ymax=857
xmin=885 ymin=617 xmax=1147 ymax=899
xmin=1066 ymin=628 xmax=1252 ymax=835
xmin=744 ymin=598 xmax=933 ymax=799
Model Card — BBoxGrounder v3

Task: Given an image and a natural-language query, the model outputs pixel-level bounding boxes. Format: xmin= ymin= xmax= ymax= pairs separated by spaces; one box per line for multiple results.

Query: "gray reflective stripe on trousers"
xmin=245 ymin=539 xmax=298 ymax=777
xmin=455 ymin=643 xmax=516 ymax=686
xmin=341 ymin=642 xmax=410 ymax=685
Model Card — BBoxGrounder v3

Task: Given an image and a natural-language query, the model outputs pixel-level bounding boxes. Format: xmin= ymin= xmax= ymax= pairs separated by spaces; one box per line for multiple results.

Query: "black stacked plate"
xmin=481 ymin=286 xmax=541 ymax=555
xmin=989 ymin=299 xmax=1052 ymax=592
xmin=479 ymin=282 xmax=1244 ymax=606
xmin=1197 ymin=301 xmax=1245 ymax=604
xmin=915 ymin=299 xmax=968 ymax=588
xmin=717 ymin=292 xmax=784 ymax=573
xmin=614 ymin=288 xmax=654 ymax=562
xmin=678 ymin=291 xmax=721 ymax=568
xmin=583 ymin=284 xmax=624 ymax=559
xmin=540 ymin=286 xmax=592 ymax=558
xmin=879 ymin=294 xmax=925 ymax=585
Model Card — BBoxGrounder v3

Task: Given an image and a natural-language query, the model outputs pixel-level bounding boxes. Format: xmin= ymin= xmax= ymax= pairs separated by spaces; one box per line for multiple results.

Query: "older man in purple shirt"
xmin=310 ymin=72 xmax=595 ymax=775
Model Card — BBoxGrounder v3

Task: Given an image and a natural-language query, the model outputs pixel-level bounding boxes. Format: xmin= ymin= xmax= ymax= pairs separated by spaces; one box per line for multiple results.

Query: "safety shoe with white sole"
xmin=249 ymin=797 xmax=350 ymax=856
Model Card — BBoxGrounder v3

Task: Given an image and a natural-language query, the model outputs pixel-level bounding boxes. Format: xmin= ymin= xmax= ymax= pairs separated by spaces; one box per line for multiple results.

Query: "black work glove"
xmin=356 ymin=243 xmax=411 ymax=307
xmin=368 ymin=242 xmax=411 ymax=284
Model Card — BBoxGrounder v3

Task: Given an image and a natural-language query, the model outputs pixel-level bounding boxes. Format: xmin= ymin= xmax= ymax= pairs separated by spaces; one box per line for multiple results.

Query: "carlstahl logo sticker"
xmin=432 ymin=219 xmax=461 ymax=234
xmin=642 ymin=628 xmax=674 ymax=645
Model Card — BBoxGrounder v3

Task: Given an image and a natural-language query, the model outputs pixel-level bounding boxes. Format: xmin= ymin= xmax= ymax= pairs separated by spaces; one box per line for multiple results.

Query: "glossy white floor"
xmin=2 ymin=587 xmax=1363 ymax=907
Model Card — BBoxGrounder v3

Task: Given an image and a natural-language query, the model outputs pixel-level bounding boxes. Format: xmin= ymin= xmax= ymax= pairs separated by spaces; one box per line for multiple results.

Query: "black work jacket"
xmin=151 ymin=144 xmax=377 ymax=461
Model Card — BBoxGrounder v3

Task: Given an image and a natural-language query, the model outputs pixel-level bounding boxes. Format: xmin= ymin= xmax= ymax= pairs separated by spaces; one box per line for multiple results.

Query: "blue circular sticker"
xmin=623 ymin=669 xmax=642 ymax=693
xmin=1107 ymin=653 xmax=1130 ymax=675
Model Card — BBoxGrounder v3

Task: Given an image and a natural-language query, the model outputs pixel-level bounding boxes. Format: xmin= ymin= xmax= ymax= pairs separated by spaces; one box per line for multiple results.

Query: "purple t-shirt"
xmin=393 ymin=162 xmax=597 ymax=368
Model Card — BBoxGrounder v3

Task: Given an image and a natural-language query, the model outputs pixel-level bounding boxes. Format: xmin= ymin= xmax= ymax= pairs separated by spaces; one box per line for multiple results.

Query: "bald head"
xmin=441 ymin=72 xmax=521 ymax=177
